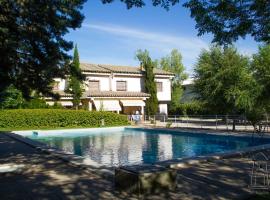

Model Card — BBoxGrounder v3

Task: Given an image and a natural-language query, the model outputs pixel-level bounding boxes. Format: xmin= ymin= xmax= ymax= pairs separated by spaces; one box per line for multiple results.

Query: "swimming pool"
xmin=25 ymin=127 xmax=270 ymax=167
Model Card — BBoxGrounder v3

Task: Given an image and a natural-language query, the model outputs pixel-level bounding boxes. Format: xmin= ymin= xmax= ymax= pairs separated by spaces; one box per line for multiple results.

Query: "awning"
xmin=120 ymin=100 xmax=145 ymax=107
xmin=93 ymin=100 xmax=121 ymax=111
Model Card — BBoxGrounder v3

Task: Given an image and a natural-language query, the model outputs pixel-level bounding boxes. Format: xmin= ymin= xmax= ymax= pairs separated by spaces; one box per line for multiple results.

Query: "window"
xmin=89 ymin=80 xmax=100 ymax=91
xmin=116 ymin=81 xmax=127 ymax=91
xmin=53 ymin=81 xmax=60 ymax=90
xmin=156 ymin=82 xmax=163 ymax=92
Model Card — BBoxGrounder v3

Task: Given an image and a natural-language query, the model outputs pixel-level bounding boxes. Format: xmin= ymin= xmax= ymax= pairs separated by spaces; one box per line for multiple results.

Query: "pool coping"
xmin=3 ymin=131 xmax=116 ymax=179
xmin=4 ymin=126 xmax=270 ymax=177
xmin=132 ymin=126 xmax=270 ymax=139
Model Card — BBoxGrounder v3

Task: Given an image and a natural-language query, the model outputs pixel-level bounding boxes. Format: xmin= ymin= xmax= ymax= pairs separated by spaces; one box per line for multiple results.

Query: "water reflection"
xmin=32 ymin=130 xmax=270 ymax=167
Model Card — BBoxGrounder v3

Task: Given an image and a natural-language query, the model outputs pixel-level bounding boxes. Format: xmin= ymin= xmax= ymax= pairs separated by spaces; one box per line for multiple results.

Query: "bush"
xmin=0 ymin=85 xmax=24 ymax=109
xmin=22 ymin=97 xmax=49 ymax=109
xmin=0 ymin=109 xmax=129 ymax=130
xmin=172 ymin=101 xmax=207 ymax=115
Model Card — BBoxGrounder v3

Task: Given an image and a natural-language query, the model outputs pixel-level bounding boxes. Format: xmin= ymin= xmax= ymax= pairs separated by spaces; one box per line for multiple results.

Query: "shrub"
xmin=22 ymin=97 xmax=49 ymax=109
xmin=0 ymin=109 xmax=129 ymax=130
xmin=172 ymin=101 xmax=207 ymax=116
xmin=0 ymin=85 xmax=24 ymax=109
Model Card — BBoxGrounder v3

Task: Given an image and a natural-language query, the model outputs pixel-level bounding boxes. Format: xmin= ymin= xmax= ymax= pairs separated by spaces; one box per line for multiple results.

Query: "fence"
xmin=141 ymin=115 xmax=270 ymax=133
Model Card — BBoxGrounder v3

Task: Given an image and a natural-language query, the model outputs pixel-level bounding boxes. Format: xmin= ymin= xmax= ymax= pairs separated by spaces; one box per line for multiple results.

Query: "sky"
xmin=65 ymin=1 xmax=259 ymax=75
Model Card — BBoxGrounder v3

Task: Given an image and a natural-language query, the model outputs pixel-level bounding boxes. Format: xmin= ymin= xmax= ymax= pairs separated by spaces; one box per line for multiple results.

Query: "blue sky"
xmin=66 ymin=1 xmax=259 ymax=75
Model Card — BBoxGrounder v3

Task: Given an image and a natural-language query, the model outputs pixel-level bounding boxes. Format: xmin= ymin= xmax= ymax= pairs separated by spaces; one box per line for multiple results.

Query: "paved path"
xmin=0 ymin=133 xmax=256 ymax=200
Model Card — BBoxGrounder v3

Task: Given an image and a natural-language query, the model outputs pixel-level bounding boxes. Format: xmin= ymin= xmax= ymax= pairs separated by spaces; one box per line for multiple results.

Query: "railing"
xmin=139 ymin=115 xmax=270 ymax=133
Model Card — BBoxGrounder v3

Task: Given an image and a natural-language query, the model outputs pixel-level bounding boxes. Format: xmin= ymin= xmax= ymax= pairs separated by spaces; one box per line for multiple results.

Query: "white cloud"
xmin=79 ymin=22 xmax=257 ymax=75
xmin=82 ymin=22 xmax=208 ymax=70
xmin=84 ymin=23 xmax=207 ymax=50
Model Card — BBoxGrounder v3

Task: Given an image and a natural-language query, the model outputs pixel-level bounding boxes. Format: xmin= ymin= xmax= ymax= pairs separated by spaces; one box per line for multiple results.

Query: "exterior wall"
xmin=54 ymin=78 xmax=66 ymax=91
xmin=52 ymin=72 xmax=172 ymax=115
xmin=158 ymin=104 xmax=168 ymax=115
xmin=85 ymin=75 xmax=110 ymax=91
xmin=54 ymin=75 xmax=172 ymax=102
xmin=181 ymin=79 xmax=197 ymax=103
xmin=155 ymin=78 xmax=171 ymax=101
xmin=46 ymin=100 xmax=73 ymax=106
xmin=112 ymin=76 xmax=142 ymax=92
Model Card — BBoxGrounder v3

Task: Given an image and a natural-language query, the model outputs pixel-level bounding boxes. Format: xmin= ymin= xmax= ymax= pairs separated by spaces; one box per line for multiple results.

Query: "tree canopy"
xmin=194 ymin=46 xmax=259 ymax=114
xmin=0 ymin=0 xmax=85 ymax=98
xmin=103 ymin=0 xmax=270 ymax=45
xmin=251 ymin=44 xmax=270 ymax=111
xmin=136 ymin=50 xmax=158 ymax=115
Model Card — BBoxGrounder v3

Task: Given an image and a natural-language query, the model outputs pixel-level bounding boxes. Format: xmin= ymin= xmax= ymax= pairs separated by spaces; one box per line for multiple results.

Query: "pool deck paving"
xmin=0 ymin=132 xmax=260 ymax=200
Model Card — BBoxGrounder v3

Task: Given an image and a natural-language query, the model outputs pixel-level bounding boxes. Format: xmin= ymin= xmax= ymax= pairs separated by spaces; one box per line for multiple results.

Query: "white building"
xmin=46 ymin=63 xmax=174 ymax=115
xmin=181 ymin=78 xmax=198 ymax=103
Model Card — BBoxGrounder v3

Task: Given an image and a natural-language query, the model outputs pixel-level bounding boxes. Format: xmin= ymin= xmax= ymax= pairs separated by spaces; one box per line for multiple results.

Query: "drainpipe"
xmin=109 ymin=73 xmax=113 ymax=91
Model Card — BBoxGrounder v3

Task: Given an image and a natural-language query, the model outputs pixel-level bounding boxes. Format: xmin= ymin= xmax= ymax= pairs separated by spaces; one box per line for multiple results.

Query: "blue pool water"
xmin=28 ymin=128 xmax=270 ymax=167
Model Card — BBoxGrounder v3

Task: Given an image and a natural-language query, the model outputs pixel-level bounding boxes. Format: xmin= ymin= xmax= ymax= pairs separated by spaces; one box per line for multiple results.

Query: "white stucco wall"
xmin=159 ymin=104 xmax=168 ymax=115
xmin=155 ymin=78 xmax=171 ymax=101
xmin=112 ymin=76 xmax=142 ymax=92
xmin=53 ymin=78 xmax=66 ymax=90
xmin=85 ymin=76 xmax=110 ymax=91
xmin=53 ymin=74 xmax=172 ymax=105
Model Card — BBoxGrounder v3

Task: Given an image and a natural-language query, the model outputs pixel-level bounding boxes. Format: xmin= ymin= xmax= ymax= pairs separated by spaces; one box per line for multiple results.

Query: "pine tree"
xmin=67 ymin=45 xmax=84 ymax=110
xmin=136 ymin=50 xmax=158 ymax=115
xmin=0 ymin=0 xmax=85 ymax=98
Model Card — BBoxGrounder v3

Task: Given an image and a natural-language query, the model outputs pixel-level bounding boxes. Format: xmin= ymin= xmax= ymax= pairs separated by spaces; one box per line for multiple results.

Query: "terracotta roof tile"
xmin=80 ymin=63 xmax=111 ymax=73
xmin=80 ymin=63 xmax=174 ymax=75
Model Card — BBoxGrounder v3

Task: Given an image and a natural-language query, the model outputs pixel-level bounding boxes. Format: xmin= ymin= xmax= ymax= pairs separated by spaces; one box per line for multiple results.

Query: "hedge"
xmin=170 ymin=101 xmax=208 ymax=115
xmin=0 ymin=109 xmax=129 ymax=130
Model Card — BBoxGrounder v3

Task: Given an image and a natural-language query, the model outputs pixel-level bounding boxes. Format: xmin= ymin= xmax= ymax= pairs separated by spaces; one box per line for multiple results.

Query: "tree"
xmin=194 ymin=46 xmax=259 ymax=116
xmin=0 ymin=0 xmax=85 ymax=98
xmin=246 ymin=44 xmax=270 ymax=130
xmin=136 ymin=50 xmax=158 ymax=115
xmin=66 ymin=45 xmax=84 ymax=110
xmin=252 ymin=44 xmax=270 ymax=109
xmin=103 ymin=0 xmax=270 ymax=45
xmin=159 ymin=49 xmax=187 ymax=113
xmin=0 ymin=85 xmax=24 ymax=109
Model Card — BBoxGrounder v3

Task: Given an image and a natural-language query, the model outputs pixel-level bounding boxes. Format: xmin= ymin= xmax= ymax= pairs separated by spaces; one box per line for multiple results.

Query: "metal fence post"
xmin=174 ymin=115 xmax=177 ymax=128
xmin=245 ymin=118 xmax=247 ymax=131
xmin=215 ymin=115 xmax=218 ymax=130
xmin=226 ymin=115 xmax=228 ymax=131
xmin=200 ymin=115 xmax=203 ymax=129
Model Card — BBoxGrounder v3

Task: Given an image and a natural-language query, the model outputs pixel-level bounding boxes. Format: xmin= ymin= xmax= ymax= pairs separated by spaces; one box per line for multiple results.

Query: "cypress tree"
xmin=67 ymin=45 xmax=84 ymax=110
xmin=136 ymin=50 xmax=158 ymax=115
